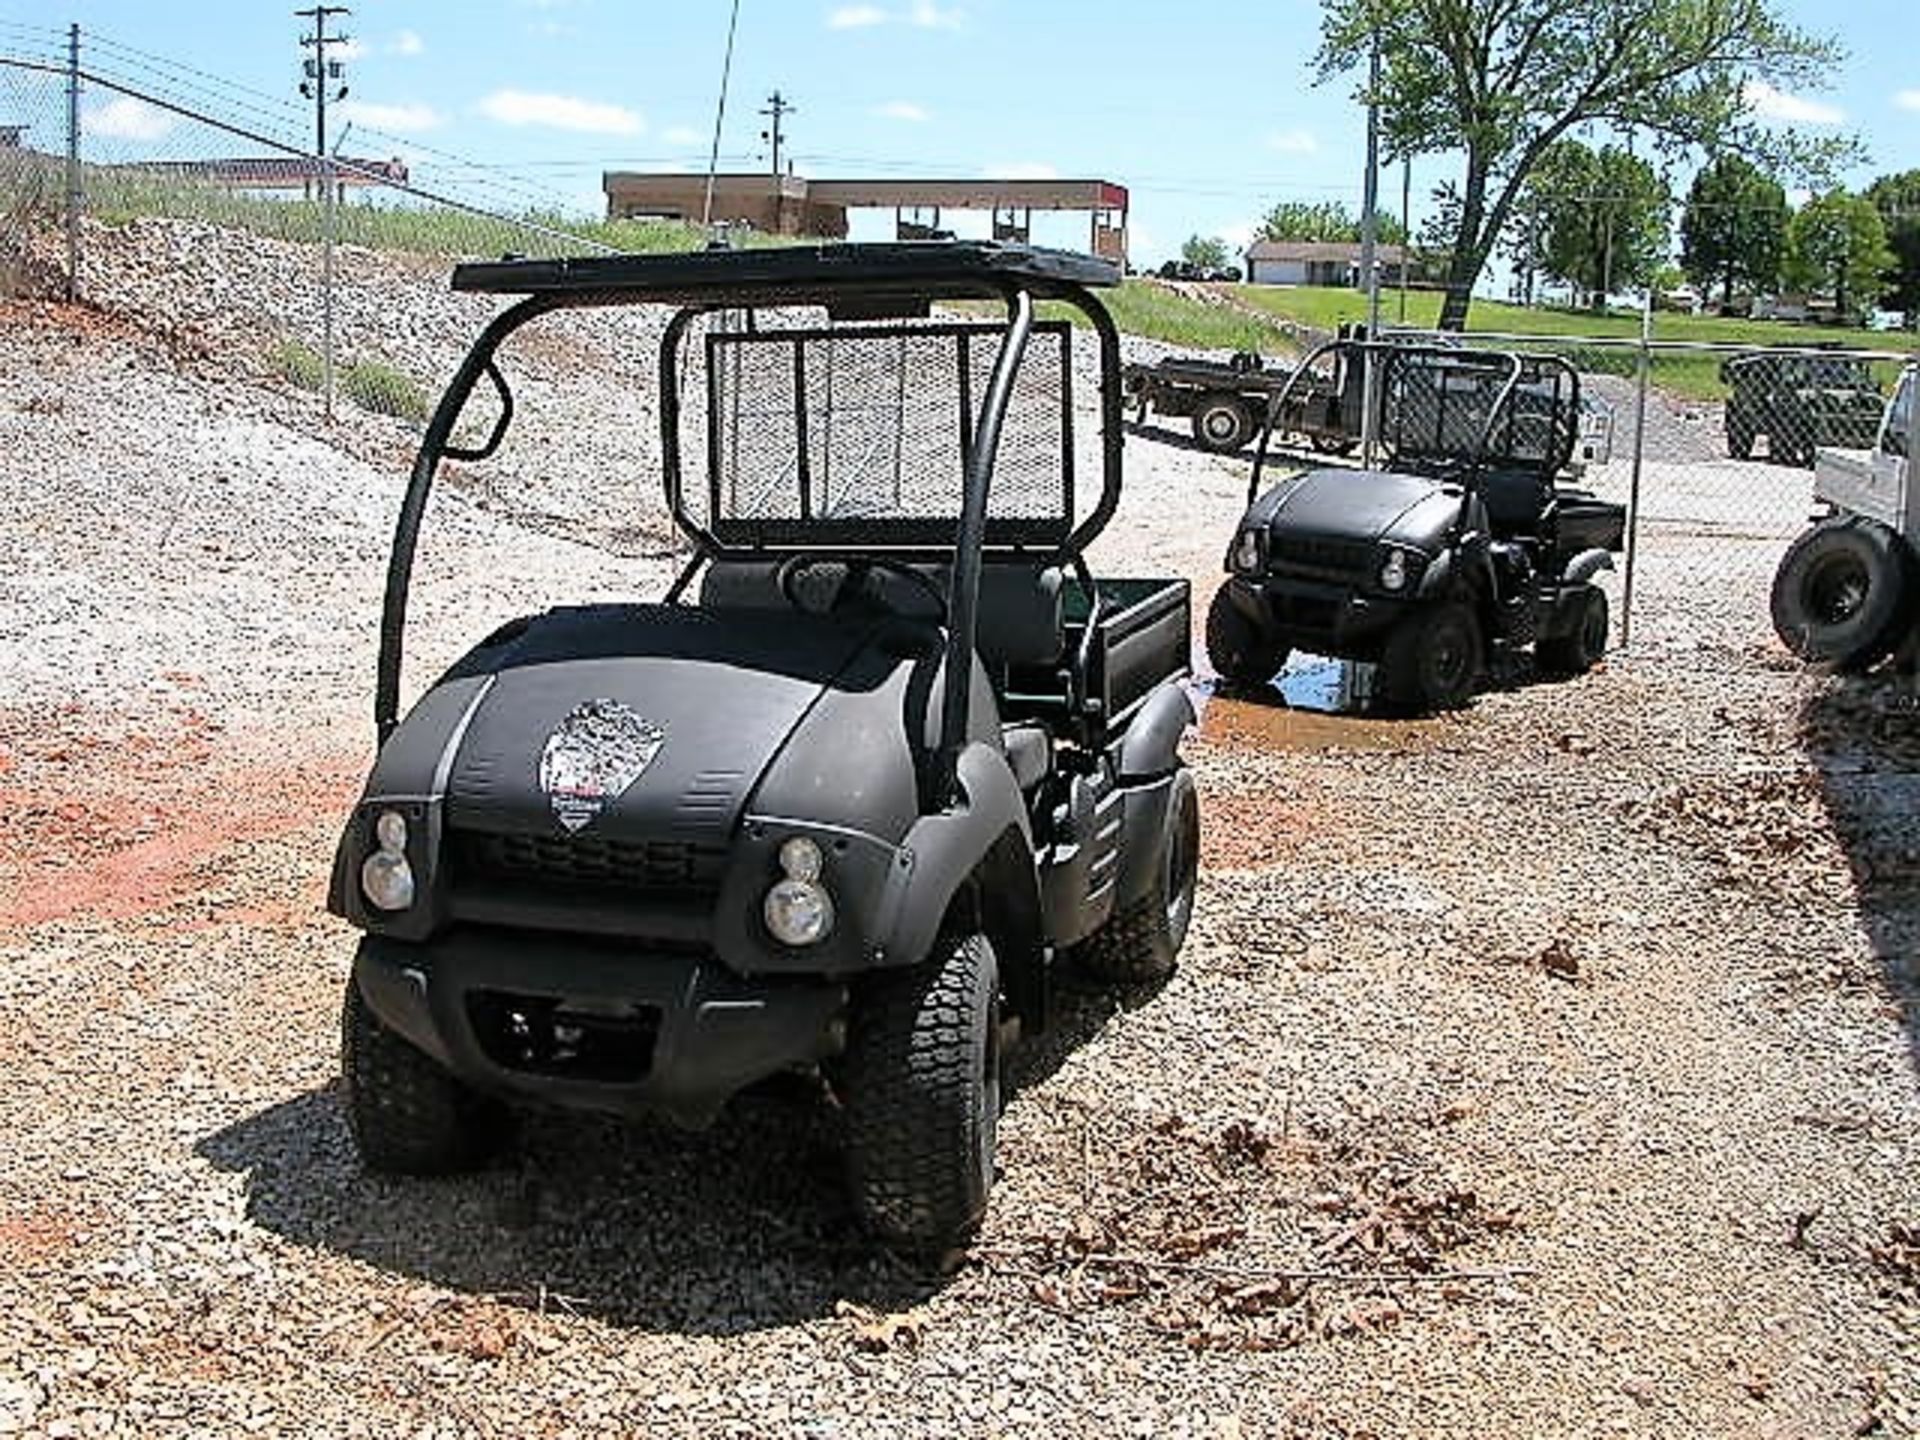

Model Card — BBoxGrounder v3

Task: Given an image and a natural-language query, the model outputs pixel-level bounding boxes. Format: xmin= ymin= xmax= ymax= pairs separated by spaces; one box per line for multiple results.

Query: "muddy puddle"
xmin=1196 ymin=653 xmax=1445 ymax=753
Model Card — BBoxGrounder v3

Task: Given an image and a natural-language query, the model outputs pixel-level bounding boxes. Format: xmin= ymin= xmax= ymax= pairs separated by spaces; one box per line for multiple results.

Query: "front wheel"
xmin=840 ymin=933 xmax=1003 ymax=1251
xmin=341 ymin=964 xmax=504 ymax=1175
xmin=1074 ymin=764 xmax=1200 ymax=985
xmin=1205 ymin=585 xmax=1287 ymax=686
xmin=1378 ymin=602 xmax=1484 ymax=712
xmin=1537 ymin=584 xmax=1609 ymax=677
xmin=1770 ymin=518 xmax=1913 ymax=669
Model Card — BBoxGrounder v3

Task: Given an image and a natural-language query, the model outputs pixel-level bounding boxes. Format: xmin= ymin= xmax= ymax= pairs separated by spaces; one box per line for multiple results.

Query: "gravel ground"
xmin=2 ymin=223 xmax=1918 ymax=1438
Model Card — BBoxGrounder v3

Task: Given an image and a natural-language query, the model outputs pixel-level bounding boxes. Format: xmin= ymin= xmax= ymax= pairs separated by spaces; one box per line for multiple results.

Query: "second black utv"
xmin=1207 ymin=342 xmax=1625 ymax=711
xmin=327 ymin=243 xmax=1199 ymax=1252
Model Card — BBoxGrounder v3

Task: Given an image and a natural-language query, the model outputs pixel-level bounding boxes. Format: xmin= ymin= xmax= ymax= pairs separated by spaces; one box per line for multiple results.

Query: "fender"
xmin=1415 ymin=549 xmax=1455 ymax=600
xmin=1117 ymin=681 xmax=1196 ymax=781
xmin=876 ymin=741 xmax=1039 ymax=974
xmin=1563 ymin=548 xmax=1615 ymax=585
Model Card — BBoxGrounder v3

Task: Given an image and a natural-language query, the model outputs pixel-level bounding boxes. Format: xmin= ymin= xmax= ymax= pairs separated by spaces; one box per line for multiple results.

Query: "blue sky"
xmin=2 ymin=0 xmax=1916 ymax=264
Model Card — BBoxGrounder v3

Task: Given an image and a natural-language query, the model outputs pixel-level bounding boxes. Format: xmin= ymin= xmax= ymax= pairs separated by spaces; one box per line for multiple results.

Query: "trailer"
xmin=1122 ymin=348 xmax=1363 ymax=454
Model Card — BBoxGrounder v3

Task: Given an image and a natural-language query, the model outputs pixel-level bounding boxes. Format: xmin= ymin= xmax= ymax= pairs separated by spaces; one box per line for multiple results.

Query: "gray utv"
xmin=326 ymin=243 xmax=1200 ymax=1250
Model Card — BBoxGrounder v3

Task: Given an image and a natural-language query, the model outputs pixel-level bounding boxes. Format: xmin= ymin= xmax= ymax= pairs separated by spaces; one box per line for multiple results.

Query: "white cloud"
xmin=907 ymin=0 xmax=964 ymax=28
xmin=875 ymin=101 xmax=929 ymax=122
xmin=1743 ymin=79 xmax=1843 ymax=125
xmin=339 ymin=99 xmax=442 ymax=133
xmin=663 ymin=124 xmax=705 ymax=146
xmin=476 ymin=89 xmax=644 ymax=135
xmin=332 ymin=37 xmax=366 ymax=61
xmin=1898 ymin=89 xmax=1920 ymax=112
xmin=1266 ymin=128 xmax=1318 ymax=154
xmin=986 ymin=161 xmax=1058 ymax=180
xmin=85 ymin=95 xmax=173 ymax=142
xmin=828 ymin=5 xmax=888 ymax=27
xmin=389 ymin=30 xmax=425 ymax=56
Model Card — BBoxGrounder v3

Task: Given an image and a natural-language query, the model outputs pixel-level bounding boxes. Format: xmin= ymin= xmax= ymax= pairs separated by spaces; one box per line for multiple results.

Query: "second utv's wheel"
xmin=1537 ymin=584 xmax=1610 ymax=677
xmin=341 ymin=965 xmax=503 ymax=1175
xmin=1727 ymin=418 xmax=1754 ymax=460
xmin=1205 ymin=585 xmax=1287 ymax=685
xmin=1770 ymin=518 xmax=1913 ymax=669
xmin=841 ymin=933 xmax=1002 ymax=1251
xmin=1378 ymin=602 xmax=1484 ymax=712
xmin=1074 ymin=764 xmax=1200 ymax=986
xmin=1192 ymin=394 xmax=1254 ymax=452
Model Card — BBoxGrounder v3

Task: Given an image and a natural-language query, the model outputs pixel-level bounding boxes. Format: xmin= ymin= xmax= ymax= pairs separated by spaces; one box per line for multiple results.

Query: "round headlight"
xmin=1379 ymin=549 xmax=1410 ymax=592
xmin=361 ymin=850 xmax=416 ymax=911
xmin=1232 ymin=529 xmax=1262 ymax=574
xmin=374 ymin=810 xmax=408 ymax=853
xmin=778 ymin=835 xmax=824 ymax=882
xmin=764 ymin=877 xmax=835 ymax=946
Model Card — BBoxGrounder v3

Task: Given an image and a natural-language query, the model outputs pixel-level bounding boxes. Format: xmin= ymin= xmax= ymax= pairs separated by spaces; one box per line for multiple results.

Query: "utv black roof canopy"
xmin=452 ymin=241 xmax=1121 ymax=306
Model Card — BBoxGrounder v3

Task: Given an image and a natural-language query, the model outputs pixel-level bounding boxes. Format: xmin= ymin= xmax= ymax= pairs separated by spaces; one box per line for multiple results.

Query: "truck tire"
xmin=1726 ymin=416 xmax=1754 ymax=460
xmin=1192 ymin=394 xmax=1254 ymax=452
xmin=1205 ymin=585 xmax=1286 ymax=685
xmin=341 ymin=968 xmax=503 ymax=1174
xmin=1770 ymin=518 xmax=1913 ymax=669
xmin=841 ymin=932 xmax=1002 ymax=1251
xmin=1537 ymin=584 xmax=1609 ymax=677
xmin=1073 ymin=765 xmax=1199 ymax=986
xmin=1378 ymin=602 xmax=1483 ymax=712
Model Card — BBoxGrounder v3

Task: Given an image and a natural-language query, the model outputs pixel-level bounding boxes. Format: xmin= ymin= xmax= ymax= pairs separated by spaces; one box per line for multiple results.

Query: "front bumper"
xmin=1221 ymin=573 xmax=1412 ymax=658
xmin=354 ymin=930 xmax=847 ymax=1127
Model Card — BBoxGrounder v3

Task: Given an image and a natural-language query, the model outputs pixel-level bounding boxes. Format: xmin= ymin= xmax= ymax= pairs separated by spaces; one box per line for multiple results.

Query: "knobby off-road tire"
xmin=1074 ymin=765 xmax=1200 ymax=986
xmin=1770 ymin=517 xmax=1914 ymax=669
xmin=1192 ymin=394 xmax=1254 ymax=453
xmin=1378 ymin=601 xmax=1484 ymax=712
xmin=1726 ymin=416 xmax=1754 ymax=460
xmin=1205 ymin=585 xmax=1286 ymax=685
xmin=341 ymin=967 xmax=502 ymax=1175
xmin=841 ymin=933 xmax=1002 ymax=1251
xmin=1537 ymin=584 xmax=1610 ymax=677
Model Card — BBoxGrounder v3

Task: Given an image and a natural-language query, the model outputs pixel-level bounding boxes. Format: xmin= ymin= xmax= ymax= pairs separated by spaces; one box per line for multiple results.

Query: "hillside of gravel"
xmin=1 ymin=219 xmax=1917 ymax=1438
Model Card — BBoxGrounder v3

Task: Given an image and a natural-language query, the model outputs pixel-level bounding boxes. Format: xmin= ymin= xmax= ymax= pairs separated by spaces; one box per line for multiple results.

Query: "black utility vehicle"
xmin=1206 ymin=342 xmax=1625 ymax=711
xmin=327 ymin=243 xmax=1199 ymax=1250
xmin=1722 ymin=350 xmax=1884 ymax=466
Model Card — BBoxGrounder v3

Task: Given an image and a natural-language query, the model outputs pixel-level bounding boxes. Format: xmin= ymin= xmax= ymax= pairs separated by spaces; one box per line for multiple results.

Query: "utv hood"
xmin=374 ymin=604 xmax=893 ymax=844
xmin=1250 ymin=466 xmax=1461 ymax=548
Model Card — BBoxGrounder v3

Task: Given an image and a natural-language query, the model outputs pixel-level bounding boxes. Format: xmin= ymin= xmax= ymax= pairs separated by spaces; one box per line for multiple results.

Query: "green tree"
xmin=1864 ymin=170 xmax=1920 ymax=325
xmin=1181 ymin=234 xmax=1229 ymax=270
xmin=1316 ymin=0 xmax=1850 ymax=329
xmin=1785 ymin=191 xmax=1895 ymax=324
xmin=1679 ymin=154 xmax=1788 ymax=307
xmin=1257 ymin=199 xmax=1407 ymax=246
xmin=1529 ymin=141 xmax=1671 ymax=310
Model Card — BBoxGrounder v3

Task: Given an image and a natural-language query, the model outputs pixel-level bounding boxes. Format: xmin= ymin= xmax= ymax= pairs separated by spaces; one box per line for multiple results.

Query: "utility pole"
xmin=64 ymin=23 xmax=79 ymax=302
xmin=1358 ymin=30 xmax=1382 ymax=465
xmin=297 ymin=6 xmax=350 ymax=193
xmin=759 ymin=90 xmax=792 ymax=178
xmin=298 ymin=5 xmax=350 ymax=420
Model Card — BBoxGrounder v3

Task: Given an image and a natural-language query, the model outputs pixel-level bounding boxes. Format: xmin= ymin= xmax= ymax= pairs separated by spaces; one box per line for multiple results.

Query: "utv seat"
xmin=1477 ymin=466 xmax=1554 ymax=539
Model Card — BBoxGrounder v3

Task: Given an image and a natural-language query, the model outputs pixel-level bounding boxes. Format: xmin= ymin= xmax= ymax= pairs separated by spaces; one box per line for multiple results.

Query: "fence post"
xmin=1620 ymin=294 xmax=1652 ymax=647
xmin=64 ymin=23 xmax=80 ymax=301
xmin=322 ymin=148 xmax=336 ymax=421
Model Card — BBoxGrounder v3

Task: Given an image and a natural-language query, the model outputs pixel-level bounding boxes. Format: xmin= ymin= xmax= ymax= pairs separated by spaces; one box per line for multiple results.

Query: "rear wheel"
xmin=841 ymin=933 xmax=1002 ymax=1251
xmin=1727 ymin=415 xmax=1754 ymax=460
xmin=1310 ymin=432 xmax=1359 ymax=456
xmin=1537 ymin=584 xmax=1610 ymax=677
xmin=341 ymin=965 xmax=503 ymax=1175
xmin=1378 ymin=602 xmax=1483 ymax=712
xmin=1205 ymin=585 xmax=1287 ymax=685
xmin=1770 ymin=518 xmax=1913 ymax=669
xmin=1074 ymin=765 xmax=1199 ymax=986
xmin=1192 ymin=394 xmax=1254 ymax=452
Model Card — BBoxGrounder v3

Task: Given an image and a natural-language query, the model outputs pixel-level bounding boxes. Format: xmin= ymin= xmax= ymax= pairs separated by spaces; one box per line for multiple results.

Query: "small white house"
xmin=1245 ymin=240 xmax=1407 ymax=288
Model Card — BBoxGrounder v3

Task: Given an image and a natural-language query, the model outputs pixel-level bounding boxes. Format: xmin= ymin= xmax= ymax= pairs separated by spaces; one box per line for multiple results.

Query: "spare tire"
xmin=1770 ymin=518 xmax=1913 ymax=668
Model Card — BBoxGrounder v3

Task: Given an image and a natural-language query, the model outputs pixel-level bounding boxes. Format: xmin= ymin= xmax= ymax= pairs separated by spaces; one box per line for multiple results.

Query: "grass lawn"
xmin=1228 ymin=284 xmax=1920 ymax=401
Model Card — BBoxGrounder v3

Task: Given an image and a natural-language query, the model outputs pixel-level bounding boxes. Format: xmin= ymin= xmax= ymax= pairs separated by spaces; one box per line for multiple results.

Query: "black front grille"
xmin=1268 ymin=534 xmax=1373 ymax=581
xmin=467 ymin=990 xmax=661 ymax=1082
xmin=450 ymin=829 xmax=729 ymax=896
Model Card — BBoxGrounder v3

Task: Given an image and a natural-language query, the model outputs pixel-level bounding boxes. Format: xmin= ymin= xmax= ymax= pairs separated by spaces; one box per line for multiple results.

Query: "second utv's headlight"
xmin=1231 ymin=529 xmax=1262 ymax=574
xmin=361 ymin=850 xmax=416 ymax=911
xmin=1379 ymin=549 xmax=1412 ymax=592
xmin=764 ymin=878 xmax=835 ymax=946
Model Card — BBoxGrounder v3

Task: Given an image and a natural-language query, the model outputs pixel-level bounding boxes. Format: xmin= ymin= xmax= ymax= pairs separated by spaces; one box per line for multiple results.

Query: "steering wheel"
xmin=774 ymin=554 xmax=949 ymax=622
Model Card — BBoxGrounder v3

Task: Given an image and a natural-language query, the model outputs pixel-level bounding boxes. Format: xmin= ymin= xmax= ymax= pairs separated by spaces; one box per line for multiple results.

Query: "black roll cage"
xmin=372 ymin=254 xmax=1128 ymax=802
